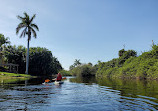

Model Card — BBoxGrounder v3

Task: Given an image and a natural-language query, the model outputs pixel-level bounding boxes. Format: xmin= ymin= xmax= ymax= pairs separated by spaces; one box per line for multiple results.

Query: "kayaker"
xmin=56 ymin=73 xmax=62 ymax=81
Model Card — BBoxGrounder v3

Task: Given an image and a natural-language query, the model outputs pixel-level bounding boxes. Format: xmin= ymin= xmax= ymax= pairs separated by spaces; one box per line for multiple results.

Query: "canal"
xmin=0 ymin=76 xmax=158 ymax=111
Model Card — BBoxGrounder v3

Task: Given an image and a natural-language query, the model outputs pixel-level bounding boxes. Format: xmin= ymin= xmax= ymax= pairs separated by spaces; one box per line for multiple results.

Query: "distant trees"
xmin=16 ymin=12 xmax=39 ymax=74
xmin=74 ymin=59 xmax=81 ymax=66
xmin=69 ymin=59 xmax=81 ymax=70
xmin=69 ymin=60 xmax=97 ymax=77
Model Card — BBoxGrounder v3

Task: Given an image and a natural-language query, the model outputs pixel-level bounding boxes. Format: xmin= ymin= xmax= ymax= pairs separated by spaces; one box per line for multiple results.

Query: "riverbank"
xmin=96 ymin=45 xmax=158 ymax=80
xmin=0 ymin=72 xmax=33 ymax=78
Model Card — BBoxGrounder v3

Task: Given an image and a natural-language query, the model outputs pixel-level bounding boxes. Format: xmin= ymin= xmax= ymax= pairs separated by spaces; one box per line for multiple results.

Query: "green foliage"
xmin=0 ymin=34 xmax=10 ymax=47
xmin=117 ymin=50 xmax=137 ymax=66
xmin=0 ymin=72 xmax=31 ymax=78
xmin=4 ymin=46 xmax=62 ymax=76
xmin=59 ymin=70 xmax=72 ymax=76
xmin=69 ymin=59 xmax=81 ymax=70
xmin=118 ymin=49 xmax=126 ymax=57
xmin=74 ymin=59 xmax=81 ymax=66
xmin=69 ymin=63 xmax=97 ymax=77
xmin=29 ymin=47 xmax=62 ymax=75
xmin=0 ymin=34 xmax=10 ymax=64
xmin=4 ymin=45 xmax=26 ymax=73
xmin=97 ymin=47 xmax=158 ymax=79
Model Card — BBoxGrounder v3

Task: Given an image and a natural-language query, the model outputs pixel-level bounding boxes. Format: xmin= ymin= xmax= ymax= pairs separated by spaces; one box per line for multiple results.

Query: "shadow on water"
xmin=0 ymin=77 xmax=55 ymax=111
xmin=0 ymin=76 xmax=53 ymax=89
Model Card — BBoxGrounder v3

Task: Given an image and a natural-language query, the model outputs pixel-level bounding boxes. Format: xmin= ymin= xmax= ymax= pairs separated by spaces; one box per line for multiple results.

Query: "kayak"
xmin=54 ymin=81 xmax=64 ymax=85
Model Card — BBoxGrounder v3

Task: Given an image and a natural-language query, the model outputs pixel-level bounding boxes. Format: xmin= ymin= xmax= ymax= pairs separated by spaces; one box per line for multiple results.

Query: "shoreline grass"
xmin=0 ymin=72 xmax=34 ymax=78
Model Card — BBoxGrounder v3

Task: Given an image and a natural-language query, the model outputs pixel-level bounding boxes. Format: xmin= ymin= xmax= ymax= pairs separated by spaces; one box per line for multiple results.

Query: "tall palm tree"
xmin=16 ymin=12 xmax=39 ymax=74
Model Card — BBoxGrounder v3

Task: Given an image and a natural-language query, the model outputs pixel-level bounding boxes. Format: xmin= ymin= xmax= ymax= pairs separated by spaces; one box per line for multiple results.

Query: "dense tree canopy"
xmin=97 ymin=47 xmax=158 ymax=79
xmin=4 ymin=45 xmax=62 ymax=76
xmin=29 ymin=47 xmax=62 ymax=75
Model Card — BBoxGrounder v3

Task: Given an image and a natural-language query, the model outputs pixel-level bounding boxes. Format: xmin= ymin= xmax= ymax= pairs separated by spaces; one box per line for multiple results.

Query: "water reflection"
xmin=70 ymin=76 xmax=158 ymax=99
xmin=70 ymin=76 xmax=158 ymax=110
xmin=96 ymin=77 xmax=158 ymax=99
xmin=69 ymin=76 xmax=97 ymax=85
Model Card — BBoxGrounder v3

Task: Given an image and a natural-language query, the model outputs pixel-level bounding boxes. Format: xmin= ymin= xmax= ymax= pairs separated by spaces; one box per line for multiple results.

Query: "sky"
xmin=0 ymin=0 xmax=158 ymax=70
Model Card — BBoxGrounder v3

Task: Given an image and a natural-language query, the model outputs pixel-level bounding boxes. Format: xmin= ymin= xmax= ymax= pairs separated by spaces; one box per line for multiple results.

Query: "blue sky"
xmin=0 ymin=0 xmax=158 ymax=70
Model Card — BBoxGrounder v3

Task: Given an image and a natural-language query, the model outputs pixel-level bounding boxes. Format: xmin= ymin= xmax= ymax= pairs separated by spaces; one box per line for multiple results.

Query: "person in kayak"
xmin=56 ymin=73 xmax=62 ymax=81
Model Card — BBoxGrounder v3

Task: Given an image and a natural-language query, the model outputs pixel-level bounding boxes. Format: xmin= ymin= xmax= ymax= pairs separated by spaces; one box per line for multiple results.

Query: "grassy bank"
xmin=0 ymin=72 xmax=32 ymax=78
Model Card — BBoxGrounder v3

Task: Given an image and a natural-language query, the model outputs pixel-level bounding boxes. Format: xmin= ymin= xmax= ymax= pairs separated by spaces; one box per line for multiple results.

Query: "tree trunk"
xmin=25 ymin=37 xmax=30 ymax=74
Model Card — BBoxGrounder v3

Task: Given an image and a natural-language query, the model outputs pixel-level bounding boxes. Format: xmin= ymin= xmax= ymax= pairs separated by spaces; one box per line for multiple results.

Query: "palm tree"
xmin=74 ymin=59 xmax=81 ymax=66
xmin=16 ymin=12 xmax=39 ymax=74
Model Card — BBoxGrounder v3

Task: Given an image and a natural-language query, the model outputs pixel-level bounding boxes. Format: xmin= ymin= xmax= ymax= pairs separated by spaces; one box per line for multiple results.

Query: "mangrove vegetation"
xmin=96 ymin=44 xmax=158 ymax=79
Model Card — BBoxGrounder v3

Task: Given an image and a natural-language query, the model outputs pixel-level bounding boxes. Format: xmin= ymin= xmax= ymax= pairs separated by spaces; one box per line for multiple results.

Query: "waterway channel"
xmin=0 ymin=76 xmax=158 ymax=111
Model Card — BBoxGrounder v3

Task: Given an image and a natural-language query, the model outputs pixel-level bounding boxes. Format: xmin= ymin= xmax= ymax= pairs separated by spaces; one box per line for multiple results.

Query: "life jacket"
xmin=57 ymin=73 xmax=62 ymax=81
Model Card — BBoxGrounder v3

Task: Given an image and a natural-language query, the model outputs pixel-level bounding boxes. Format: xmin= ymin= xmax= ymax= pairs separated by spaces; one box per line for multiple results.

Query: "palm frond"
xmin=20 ymin=27 xmax=27 ymax=38
xmin=31 ymin=24 xmax=39 ymax=31
xmin=23 ymin=12 xmax=28 ymax=18
xmin=17 ymin=15 xmax=24 ymax=20
xmin=30 ymin=14 xmax=36 ymax=23
xmin=16 ymin=23 xmax=26 ymax=34
xmin=31 ymin=28 xmax=37 ymax=38
xmin=16 ymin=12 xmax=39 ymax=41
xmin=23 ymin=12 xmax=30 ymax=24
xmin=23 ymin=27 xmax=27 ymax=37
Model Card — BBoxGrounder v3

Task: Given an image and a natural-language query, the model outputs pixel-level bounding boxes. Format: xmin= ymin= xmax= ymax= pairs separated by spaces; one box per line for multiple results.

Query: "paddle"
xmin=45 ymin=79 xmax=50 ymax=83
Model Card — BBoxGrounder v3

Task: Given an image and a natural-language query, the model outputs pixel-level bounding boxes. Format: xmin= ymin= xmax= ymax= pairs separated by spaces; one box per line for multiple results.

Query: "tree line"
xmin=0 ymin=34 xmax=62 ymax=76
xmin=96 ymin=44 xmax=158 ymax=79
xmin=69 ymin=43 xmax=158 ymax=80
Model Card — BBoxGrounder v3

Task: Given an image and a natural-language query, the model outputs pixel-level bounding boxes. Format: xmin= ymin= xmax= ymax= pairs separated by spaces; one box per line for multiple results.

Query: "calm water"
xmin=0 ymin=76 xmax=158 ymax=111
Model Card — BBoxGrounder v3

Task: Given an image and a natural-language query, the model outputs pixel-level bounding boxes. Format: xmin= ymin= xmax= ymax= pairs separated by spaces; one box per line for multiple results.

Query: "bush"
xmin=70 ymin=64 xmax=97 ymax=77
